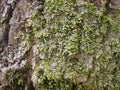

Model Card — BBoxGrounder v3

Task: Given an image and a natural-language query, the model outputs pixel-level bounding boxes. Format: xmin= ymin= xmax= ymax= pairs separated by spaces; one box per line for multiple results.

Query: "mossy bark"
xmin=0 ymin=0 xmax=120 ymax=90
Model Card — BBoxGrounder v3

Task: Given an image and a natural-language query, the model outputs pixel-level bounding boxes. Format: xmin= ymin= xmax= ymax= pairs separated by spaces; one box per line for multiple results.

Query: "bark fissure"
xmin=4 ymin=0 xmax=21 ymax=45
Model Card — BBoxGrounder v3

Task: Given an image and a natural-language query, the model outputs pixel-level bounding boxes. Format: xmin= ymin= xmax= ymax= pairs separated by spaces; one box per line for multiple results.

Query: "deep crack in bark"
xmin=5 ymin=0 xmax=21 ymax=45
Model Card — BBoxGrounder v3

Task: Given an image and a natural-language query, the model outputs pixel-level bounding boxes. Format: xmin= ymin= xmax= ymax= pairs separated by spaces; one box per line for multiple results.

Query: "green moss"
xmin=1 ymin=61 xmax=32 ymax=90
xmin=4 ymin=68 xmax=28 ymax=90
xmin=24 ymin=61 xmax=32 ymax=70
xmin=0 ymin=85 xmax=2 ymax=90
xmin=22 ymin=0 xmax=120 ymax=89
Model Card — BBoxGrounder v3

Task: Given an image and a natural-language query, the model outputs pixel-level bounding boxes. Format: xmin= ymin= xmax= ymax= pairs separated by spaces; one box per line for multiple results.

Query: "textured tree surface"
xmin=0 ymin=0 xmax=120 ymax=90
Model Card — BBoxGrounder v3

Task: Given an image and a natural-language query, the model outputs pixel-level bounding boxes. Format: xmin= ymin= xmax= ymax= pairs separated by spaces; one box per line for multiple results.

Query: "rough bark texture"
xmin=0 ymin=0 xmax=120 ymax=90
xmin=0 ymin=0 xmax=40 ymax=89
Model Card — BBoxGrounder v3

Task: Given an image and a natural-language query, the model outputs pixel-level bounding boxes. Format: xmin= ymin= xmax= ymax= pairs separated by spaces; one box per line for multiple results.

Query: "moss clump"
xmin=24 ymin=0 xmax=120 ymax=90
xmin=2 ymin=61 xmax=32 ymax=90
xmin=4 ymin=69 xmax=28 ymax=90
xmin=32 ymin=59 xmax=87 ymax=89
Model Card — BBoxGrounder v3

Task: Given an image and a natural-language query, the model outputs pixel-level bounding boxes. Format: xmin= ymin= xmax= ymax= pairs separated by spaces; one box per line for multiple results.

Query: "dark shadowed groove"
xmin=4 ymin=0 xmax=21 ymax=45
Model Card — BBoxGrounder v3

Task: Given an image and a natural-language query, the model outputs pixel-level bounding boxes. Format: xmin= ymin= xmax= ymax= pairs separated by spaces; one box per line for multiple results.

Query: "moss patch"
xmin=13 ymin=0 xmax=120 ymax=89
